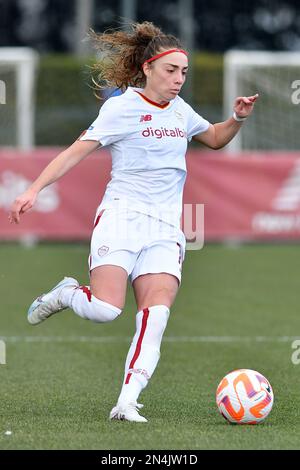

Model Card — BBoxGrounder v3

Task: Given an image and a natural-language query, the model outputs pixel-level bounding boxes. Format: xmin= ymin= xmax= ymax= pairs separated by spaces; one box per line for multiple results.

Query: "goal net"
xmin=0 ymin=48 xmax=39 ymax=150
xmin=224 ymin=51 xmax=300 ymax=153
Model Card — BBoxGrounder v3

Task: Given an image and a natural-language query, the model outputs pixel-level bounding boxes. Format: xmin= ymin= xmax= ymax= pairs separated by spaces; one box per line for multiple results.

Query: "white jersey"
xmin=80 ymin=86 xmax=210 ymax=227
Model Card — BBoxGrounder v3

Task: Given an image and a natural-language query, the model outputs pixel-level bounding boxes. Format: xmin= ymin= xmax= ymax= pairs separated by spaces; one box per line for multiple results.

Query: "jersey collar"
xmin=134 ymin=91 xmax=170 ymax=109
xmin=129 ymin=87 xmax=173 ymax=109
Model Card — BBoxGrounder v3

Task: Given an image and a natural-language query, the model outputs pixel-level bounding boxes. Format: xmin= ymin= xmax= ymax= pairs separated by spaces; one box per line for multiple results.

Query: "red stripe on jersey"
xmin=125 ymin=308 xmax=150 ymax=384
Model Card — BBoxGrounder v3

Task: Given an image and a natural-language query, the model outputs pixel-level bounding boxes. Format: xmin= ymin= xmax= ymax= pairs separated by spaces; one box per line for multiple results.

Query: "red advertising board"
xmin=0 ymin=148 xmax=111 ymax=241
xmin=1 ymin=148 xmax=300 ymax=242
xmin=185 ymin=151 xmax=300 ymax=241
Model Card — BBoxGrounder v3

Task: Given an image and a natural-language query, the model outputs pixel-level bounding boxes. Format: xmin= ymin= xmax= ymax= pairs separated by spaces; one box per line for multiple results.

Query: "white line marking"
xmin=0 ymin=336 xmax=299 ymax=343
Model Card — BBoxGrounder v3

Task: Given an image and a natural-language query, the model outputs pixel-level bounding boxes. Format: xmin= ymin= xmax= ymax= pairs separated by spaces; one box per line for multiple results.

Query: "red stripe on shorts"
xmin=125 ymin=308 xmax=150 ymax=384
xmin=93 ymin=209 xmax=105 ymax=228
xmin=90 ymin=209 xmax=105 ymax=273
xmin=176 ymin=242 xmax=181 ymax=264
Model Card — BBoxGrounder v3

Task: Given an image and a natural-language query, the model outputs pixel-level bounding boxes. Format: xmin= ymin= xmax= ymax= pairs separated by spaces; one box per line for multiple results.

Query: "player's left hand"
xmin=233 ymin=93 xmax=259 ymax=118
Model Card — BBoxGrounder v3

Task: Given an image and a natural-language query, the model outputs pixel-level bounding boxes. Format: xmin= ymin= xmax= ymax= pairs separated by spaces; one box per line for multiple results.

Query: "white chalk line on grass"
xmin=0 ymin=335 xmax=299 ymax=344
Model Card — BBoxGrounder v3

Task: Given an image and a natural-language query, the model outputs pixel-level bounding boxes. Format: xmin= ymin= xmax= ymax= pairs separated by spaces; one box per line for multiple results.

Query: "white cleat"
xmin=27 ymin=277 xmax=79 ymax=325
xmin=109 ymin=402 xmax=148 ymax=423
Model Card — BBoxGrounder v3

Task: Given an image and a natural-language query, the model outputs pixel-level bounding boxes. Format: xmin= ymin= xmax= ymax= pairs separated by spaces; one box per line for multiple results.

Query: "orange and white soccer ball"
xmin=216 ymin=369 xmax=274 ymax=424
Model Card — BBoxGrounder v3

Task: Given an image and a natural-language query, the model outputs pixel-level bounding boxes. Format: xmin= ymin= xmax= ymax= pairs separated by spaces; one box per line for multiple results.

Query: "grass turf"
xmin=0 ymin=242 xmax=300 ymax=450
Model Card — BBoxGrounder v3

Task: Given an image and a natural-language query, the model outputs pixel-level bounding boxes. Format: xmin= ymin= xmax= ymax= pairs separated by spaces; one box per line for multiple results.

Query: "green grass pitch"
xmin=0 ymin=242 xmax=300 ymax=450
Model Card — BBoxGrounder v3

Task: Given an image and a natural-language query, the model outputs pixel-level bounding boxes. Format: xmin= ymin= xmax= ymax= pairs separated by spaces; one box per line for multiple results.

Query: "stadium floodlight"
xmin=0 ymin=48 xmax=39 ymax=150
xmin=224 ymin=50 xmax=300 ymax=153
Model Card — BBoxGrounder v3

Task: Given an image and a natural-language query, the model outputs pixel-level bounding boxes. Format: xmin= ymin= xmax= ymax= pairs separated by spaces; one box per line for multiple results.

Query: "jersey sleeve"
xmin=79 ymin=98 xmax=127 ymax=147
xmin=185 ymin=103 xmax=210 ymax=142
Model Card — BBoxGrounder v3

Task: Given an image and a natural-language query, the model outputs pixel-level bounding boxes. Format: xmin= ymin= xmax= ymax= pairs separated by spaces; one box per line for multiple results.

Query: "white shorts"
xmin=89 ymin=208 xmax=186 ymax=284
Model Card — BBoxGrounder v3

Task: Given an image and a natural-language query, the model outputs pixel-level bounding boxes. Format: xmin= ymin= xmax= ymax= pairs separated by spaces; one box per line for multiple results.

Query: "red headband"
xmin=143 ymin=49 xmax=188 ymax=67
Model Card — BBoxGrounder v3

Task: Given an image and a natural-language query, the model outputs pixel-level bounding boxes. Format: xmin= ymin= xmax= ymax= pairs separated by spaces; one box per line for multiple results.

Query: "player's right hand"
xmin=8 ymin=188 xmax=38 ymax=224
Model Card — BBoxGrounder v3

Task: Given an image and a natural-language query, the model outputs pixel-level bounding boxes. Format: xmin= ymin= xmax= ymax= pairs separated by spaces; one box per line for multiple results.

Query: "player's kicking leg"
xmin=27 ymin=266 xmax=127 ymax=326
xmin=27 ymin=277 xmax=79 ymax=325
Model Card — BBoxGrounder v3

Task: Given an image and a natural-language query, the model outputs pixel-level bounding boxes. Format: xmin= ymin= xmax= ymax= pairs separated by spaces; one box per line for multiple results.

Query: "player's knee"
xmin=90 ymin=295 xmax=122 ymax=323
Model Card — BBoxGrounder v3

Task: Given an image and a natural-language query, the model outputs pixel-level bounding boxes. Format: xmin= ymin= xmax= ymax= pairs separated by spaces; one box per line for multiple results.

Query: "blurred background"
xmin=1 ymin=0 xmax=300 ymax=242
xmin=1 ymin=0 xmax=300 ymax=145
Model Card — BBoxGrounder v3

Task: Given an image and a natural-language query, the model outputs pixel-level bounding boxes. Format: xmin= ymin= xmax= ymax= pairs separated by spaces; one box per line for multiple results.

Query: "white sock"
xmin=117 ymin=305 xmax=170 ymax=405
xmin=60 ymin=285 xmax=121 ymax=323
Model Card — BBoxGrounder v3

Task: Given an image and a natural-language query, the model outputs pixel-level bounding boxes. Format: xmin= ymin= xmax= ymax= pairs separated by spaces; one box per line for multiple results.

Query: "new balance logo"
xmin=140 ymin=114 xmax=152 ymax=122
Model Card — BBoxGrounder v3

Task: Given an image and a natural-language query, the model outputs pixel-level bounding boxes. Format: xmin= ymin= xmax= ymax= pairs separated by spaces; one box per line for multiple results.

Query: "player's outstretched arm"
xmin=9 ymin=139 xmax=100 ymax=224
xmin=193 ymin=94 xmax=259 ymax=149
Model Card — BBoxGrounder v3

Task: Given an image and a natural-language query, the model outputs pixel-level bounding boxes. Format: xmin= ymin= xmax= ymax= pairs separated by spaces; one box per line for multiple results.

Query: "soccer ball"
xmin=216 ymin=369 xmax=274 ymax=424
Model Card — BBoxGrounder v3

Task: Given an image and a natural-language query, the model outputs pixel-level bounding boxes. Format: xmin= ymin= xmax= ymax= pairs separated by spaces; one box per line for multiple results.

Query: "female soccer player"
xmin=9 ymin=21 xmax=258 ymax=422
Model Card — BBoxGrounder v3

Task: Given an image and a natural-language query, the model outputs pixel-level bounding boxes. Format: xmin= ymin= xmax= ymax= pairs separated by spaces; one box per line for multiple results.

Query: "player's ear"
xmin=142 ymin=63 xmax=151 ymax=79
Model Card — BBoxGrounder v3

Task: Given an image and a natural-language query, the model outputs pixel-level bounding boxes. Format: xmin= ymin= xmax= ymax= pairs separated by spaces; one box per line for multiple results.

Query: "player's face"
xmin=143 ymin=51 xmax=188 ymax=103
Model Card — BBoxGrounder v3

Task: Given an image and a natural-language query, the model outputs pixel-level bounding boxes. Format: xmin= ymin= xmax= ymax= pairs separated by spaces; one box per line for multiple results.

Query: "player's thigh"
xmin=90 ymin=265 xmax=128 ymax=309
xmin=133 ymin=273 xmax=179 ymax=311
